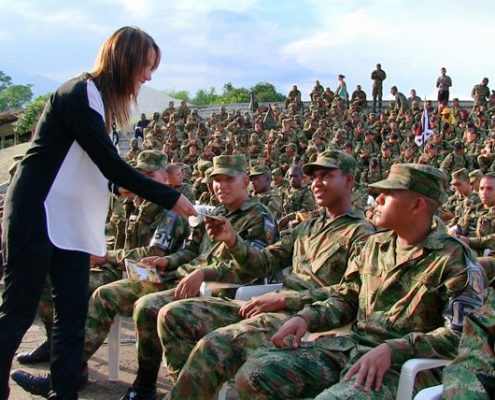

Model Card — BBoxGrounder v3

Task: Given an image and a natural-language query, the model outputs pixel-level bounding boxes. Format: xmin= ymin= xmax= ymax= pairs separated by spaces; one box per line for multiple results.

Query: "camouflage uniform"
xmin=233 ymin=164 xmax=484 ymax=400
xmin=282 ymin=185 xmax=315 ymax=214
xmin=249 ymin=165 xmax=283 ymax=220
xmin=129 ymin=155 xmax=277 ymax=393
xmin=443 ymin=288 xmax=495 ymax=400
xmin=371 ymin=65 xmax=386 ymax=112
xmin=83 ymin=211 xmax=191 ymax=361
xmin=440 ymin=151 xmax=473 ymax=176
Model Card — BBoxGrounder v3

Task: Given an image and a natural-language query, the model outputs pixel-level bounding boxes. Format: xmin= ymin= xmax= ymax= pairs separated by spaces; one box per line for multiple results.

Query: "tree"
xmin=250 ymin=82 xmax=285 ymax=102
xmin=163 ymin=89 xmax=190 ymax=103
xmin=13 ymin=94 xmax=50 ymax=137
xmin=0 ymin=71 xmax=33 ymax=112
xmin=191 ymin=87 xmax=218 ymax=106
xmin=219 ymin=82 xmax=250 ymax=104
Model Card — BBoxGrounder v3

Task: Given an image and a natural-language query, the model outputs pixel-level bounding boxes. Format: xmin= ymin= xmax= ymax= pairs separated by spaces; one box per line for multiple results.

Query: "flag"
xmin=263 ymin=104 xmax=277 ymax=130
xmin=414 ymin=105 xmax=433 ymax=147
xmin=248 ymin=91 xmax=258 ymax=113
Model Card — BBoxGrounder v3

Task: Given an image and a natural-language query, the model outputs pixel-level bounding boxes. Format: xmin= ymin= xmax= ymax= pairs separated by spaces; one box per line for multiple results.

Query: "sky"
xmin=1 ymin=0 xmax=494 ymax=101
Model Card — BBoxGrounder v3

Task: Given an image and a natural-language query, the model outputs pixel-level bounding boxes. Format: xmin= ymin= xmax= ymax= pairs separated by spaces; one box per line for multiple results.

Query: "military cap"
xmin=303 ymin=150 xmax=357 ymax=176
xmin=453 ymin=141 xmax=464 ymax=150
xmin=249 ymin=165 xmax=271 ymax=177
xmin=351 ymin=111 xmax=359 ymax=117
xmin=381 ymin=142 xmax=391 ymax=150
xmin=287 ymin=143 xmax=297 ymax=150
xmin=369 ymin=164 xmax=448 ymax=203
xmin=198 ymin=160 xmax=213 ymax=173
xmin=202 ymin=167 xmax=213 ymax=184
xmin=451 ymin=168 xmax=469 ymax=184
xmin=153 ymin=112 xmax=160 ymax=117
xmin=211 ymin=154 xmax=247 ymax=177
xmin=368 ymin=112 xmax=376 ymax=118
xmin=272 ymin=168 xmax=283 ymax=178
xmin=425 ymin=142 xmax=436 ymax=150
xmin=130 ymin=138 xmax=138 ymax=145
xmin=469 ymin=169 xmax=482 ymax=183
xmin=135 ymin=150 xmax=168 ymax=172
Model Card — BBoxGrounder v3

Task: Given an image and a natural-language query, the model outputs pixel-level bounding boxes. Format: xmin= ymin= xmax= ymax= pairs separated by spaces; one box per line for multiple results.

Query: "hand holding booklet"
xmin=125 ymin=259 xmax=162 ymax=283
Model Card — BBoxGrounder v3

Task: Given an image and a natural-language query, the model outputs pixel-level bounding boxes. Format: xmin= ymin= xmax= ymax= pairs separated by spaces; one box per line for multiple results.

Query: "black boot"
xmin=16 ymin=340 xmax=51 ymax=364
xmin=120 ymin=386 xmax=158 ymax=400
xmin=11 ymin=363 xmax=88 ymax=398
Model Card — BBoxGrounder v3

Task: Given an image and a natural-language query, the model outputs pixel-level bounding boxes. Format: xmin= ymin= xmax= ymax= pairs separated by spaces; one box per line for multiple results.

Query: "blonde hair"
xmin=91 ymin=26 xmax=161 ymax=131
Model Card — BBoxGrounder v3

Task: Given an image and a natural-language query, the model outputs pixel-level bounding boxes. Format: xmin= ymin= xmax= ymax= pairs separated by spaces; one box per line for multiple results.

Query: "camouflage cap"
xmin=469 ymin=169 xmax=482 ymax=182
xmin=135 ymin=150 xmax=168 ymax=172
xmin=369 ymin=163 xmax=448 ymax=203
xmin=272 ymin=167 xmax=283 ymax=177
xmin=249 ymin=165 xmax=271 ymax=177
xmin=211 ymin=154 xmax=247 ymax=177
xmin=451 ymin=168 xmax=469 ymax=184
xmin=302 ymin=150 xmax=358 ymax=176
xmin=198 ymin=160 xmax=213 ymax=174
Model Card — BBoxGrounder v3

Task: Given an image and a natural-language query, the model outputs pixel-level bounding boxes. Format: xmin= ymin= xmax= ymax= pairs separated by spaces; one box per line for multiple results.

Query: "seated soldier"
xmin=248 ymin=165 xmax=283 ymax=221
xmin=442 ymin=288 xmax=495 ymax=399
xmin=119 ymin=154 xmax=277 ymax=400
xmin=159 ymin=151 xmax=375 ymax=399
xmin=282 ymin=165 xmax=315 ymax=216
xmin=232 ymin=164 xmax=484 ymax=400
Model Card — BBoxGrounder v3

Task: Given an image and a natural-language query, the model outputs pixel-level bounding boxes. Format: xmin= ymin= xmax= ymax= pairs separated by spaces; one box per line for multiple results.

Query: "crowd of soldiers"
xmin=9 ymin=65 xmax=495 ymax=400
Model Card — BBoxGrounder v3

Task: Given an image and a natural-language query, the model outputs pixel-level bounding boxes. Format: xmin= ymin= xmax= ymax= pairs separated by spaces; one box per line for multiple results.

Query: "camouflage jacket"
xmin=254 ymin=189 xmax=283 ymax=221
xmin=469 ymin=206 xmax=495 ymax=251
xmin=297 ymin=217 xmax=484 ymax=365
xmin=227 ymin=211 xmax=375 ymax=310
xmin=283 ymin=185 xmax=315 ymax=214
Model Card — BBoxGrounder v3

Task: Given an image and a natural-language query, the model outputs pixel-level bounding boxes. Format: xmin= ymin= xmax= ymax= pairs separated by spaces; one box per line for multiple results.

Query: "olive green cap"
xmin=272 ymin=168 xmax=283 ymax=177
xmin=369 ymin=163 xmax=448 ymax=203
xmin=249 ymin=165 xmax=271 ymax=177
xmin=451 ymin=168 xmax=469 ymax=184
xmin=302 ymin=150 xmax=358 ymax=176
xmin=211 ymin=154 xmax=247 ymax=177
xmin=469 ymin=169 xmax=482 ymax=182
xmin=197 ymin=160 xmax=213 ymax=174
xmin=135 ymin=150 xmax=168 ymax=172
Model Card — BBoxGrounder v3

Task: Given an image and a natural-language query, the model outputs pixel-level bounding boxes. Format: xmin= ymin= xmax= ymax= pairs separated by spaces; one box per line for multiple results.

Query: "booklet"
xmin=124 ymin=259 xmax=161 ymax=283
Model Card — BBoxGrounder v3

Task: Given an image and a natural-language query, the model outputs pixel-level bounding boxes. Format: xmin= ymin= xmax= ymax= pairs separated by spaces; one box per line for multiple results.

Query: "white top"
xmin=44 ymin=80 xmax=111 ymax=256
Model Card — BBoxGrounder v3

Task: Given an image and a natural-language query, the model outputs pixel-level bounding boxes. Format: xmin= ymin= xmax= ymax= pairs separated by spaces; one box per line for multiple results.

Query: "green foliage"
xmin=13 ymin=94 xmax=50 ymax=136
xmin=0 ymin=70 xmax=34 ymax=111
xmin=192 ymin=87 xmax=218 ymax=106
xmin=250 ymin=82 xmax=285 ymax=102
xmin=0 ymin=71 xmax=13 ymax=91
xmin=168 ymin=81 xmax=284 ymax=106
xmin=164 ymin=89 xmax=190 ymax=102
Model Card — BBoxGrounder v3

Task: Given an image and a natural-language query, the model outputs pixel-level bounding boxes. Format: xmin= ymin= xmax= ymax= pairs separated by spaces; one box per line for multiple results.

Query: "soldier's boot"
xmin=120 ymin=368 xmax=159 ymax=400
xmin=16 ymin=340 xmax=51 ymax=364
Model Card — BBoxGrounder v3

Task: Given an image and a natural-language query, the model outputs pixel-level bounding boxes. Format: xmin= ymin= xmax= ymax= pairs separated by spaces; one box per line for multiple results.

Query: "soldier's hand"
xmin=343 ymin=343 xmax=392 ymax=393
xmin=89 ymin=254 xmax=107 ymax=267
xmin=239 ymin=292 xmax=287 ymax=319
xmin=271 ymin=316 xmax=307 ymax=349
xmin=141 ymin=256 xmax=168 ymax=275
xmin=205 ymin=216 xmax=236 ymax=247
xmin=175 ymin=269 xmax=205 ymax=300
xmin=172 ymin=194 xmax=198 ymax=217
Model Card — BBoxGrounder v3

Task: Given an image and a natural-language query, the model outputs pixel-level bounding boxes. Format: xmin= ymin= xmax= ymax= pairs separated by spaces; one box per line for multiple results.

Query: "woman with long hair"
xmin=0 ymin=26 xmax=196 ymax=400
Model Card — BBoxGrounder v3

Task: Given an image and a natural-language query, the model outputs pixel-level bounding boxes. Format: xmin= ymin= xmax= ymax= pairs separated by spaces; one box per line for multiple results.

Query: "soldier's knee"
xmin=133 ymin=294 xmax=155 ymax=323
xmin=235 ymin=370 xmax=259 ymax=399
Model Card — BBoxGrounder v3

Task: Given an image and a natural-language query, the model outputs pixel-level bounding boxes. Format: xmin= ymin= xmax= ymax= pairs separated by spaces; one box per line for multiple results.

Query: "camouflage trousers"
xmin=234 ymin=335 xmax=440 ymax=400
xmin=158 ymin=297 xmax=290 ymax=400
xmin=37 ymin=264 xmax=122 ymax=340
xmin=83 ymin=278 xmax=171 ymax=361
xmin=442 ymin=288 xmax=495 ymax=399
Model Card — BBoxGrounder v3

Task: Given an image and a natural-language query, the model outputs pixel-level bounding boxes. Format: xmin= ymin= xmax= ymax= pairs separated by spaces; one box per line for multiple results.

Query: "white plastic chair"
xmin=396 ymin=358 xmax=452 ymax=400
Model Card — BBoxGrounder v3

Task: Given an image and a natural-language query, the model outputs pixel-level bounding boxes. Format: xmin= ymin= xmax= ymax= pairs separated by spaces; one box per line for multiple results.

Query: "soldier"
xmin=118 ymin=154 xmax=277 ymax=400
xmin=472 ymin=77 xmax=490 ymax=108
xmin=351 ymin=85 xmax=367 ymax=109
xmin=371 ymin=63 xmax=386 ymax=112
xmin=407 ymin=89 xmax=421 ymax=107
xmin=440 ymin=141 xmax=473 ymax=176
xmin=165 ymin=163 xmax=196 ymax=203
xmin=126 ymin=137 xmax=141 ymax=161
xmin=436 ymin=67 xmax=452 ymax=104
xmin=249 ymin=165 xmax=283 ymax=220
xmin=390 ymin=85 xmax=410 ymax=115
xmin=234 ymin=164 xmax=484 ymax=400
xmin=377 ymin=143 xmax=396 ymax=176
xmin=448 ymin=168 xmax=481 ymax=236
xmin=417 ymin=142 xmax=441 ymax=168
xmin=360 ymin=157 xmax=384 ymax=186
xmin=443 ymin=288 xmax=495 ymax=399
xmin=158 ymin=150 xmax=375 ymax=399
xmin=282 ymin=166 xmax=315 ymax=215
xmin=310 ymin=80 xmax=324 ymax=102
